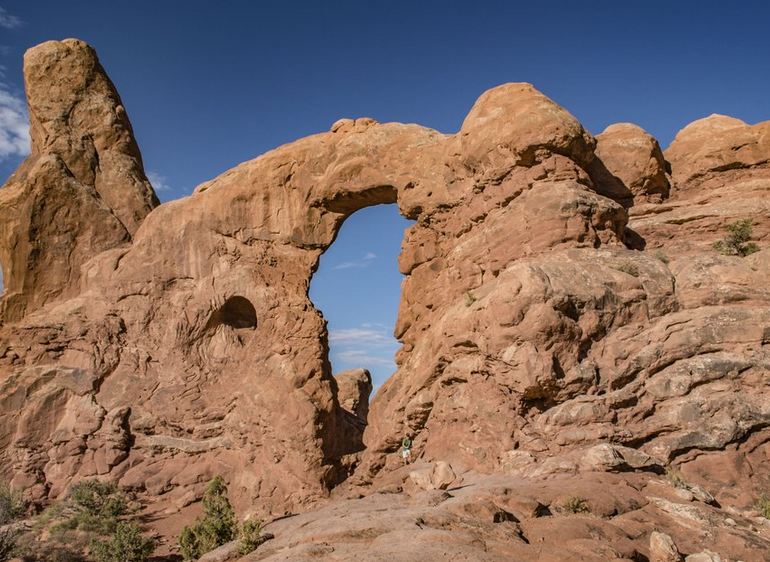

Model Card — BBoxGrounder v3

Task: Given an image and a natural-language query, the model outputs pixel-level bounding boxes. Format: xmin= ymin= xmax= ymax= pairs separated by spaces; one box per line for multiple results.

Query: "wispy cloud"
xmin=335 ymin=349 xmax=396 ymax=367
xmin=329 ymin=324 xmax=399 ymax=373
xmin=329 ymin=327 xmax=396 ymax=347
xmin=0 ymin=7 xmax=21 ymax=29
xmin=147 ymin=170 xmax=172 ymax=192
xmin=331 ymin=251 xmax=377 ymax=270
xmin=0 ymin=81 xmax=30 ymax=161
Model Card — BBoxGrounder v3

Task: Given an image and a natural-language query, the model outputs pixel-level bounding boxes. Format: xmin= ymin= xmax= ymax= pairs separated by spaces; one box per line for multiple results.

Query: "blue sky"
xmin=0 ymin=1 xmax=769 ymax=385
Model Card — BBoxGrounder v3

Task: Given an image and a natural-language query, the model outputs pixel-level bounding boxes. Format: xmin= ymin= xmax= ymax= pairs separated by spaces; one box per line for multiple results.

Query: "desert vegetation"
xmin=756 ymin=494 xmax=770 ymax=519
xmin=559 ymin=496 xmax=589 ymax=514
xmin=613 ymin=261 xmax=640 ymax=277
xmin=179 ymin=476 xmax=268 ymax=560
xmin=0 ymin=479 xmax=154 ymax=562
xmin=713 ymin=218 xmax=760 ymax=256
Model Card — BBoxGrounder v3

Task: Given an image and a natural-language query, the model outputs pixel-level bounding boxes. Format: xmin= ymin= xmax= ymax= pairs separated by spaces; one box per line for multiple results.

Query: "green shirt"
xmin=402 ymin=437 xmax=412 ymax=449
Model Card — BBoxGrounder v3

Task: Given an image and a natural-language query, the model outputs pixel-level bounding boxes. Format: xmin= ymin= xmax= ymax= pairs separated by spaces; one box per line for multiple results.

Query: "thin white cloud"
xmin=328 ymin=327 xmax=397 ymax=347
xmin=0 ymin=82 xmax=30 ymax=160
xmin=331 ymin=251 xmax=377 ymax=271
xmin=335 ymin=349 xmax=396 ymax=367
xmin=0 ymin=7 xmax=21 ymax=29
xmin=329 ymin=324 xmax=399 ymax=371
xmin=147 ymin=170 xmax=172 ymax=192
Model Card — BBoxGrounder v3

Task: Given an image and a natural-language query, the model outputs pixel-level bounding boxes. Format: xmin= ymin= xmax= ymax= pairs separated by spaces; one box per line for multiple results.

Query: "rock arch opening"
xmin=310 ymin=204 xmax=413 ymax=394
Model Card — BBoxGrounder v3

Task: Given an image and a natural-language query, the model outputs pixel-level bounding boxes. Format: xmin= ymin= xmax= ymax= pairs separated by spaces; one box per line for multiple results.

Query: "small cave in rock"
xmin=202 ymin=296 xmax=257 ymax=361
xmin=218 ymin=296 xmax=257 ymax=329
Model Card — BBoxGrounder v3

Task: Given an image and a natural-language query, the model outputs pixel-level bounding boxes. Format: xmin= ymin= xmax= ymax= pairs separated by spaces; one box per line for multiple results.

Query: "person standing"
xmin=400 ymin=435 xmax=413 ymax=465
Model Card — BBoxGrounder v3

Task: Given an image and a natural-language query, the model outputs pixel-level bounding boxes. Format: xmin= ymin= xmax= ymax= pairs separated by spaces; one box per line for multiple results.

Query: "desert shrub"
xmin=756 ymin=494 xmax=770 ymax=519
xmin=90 ymin=522 xmax=155 ymax=562
xmin=0 ymin=483 xmax=24 ymax=525
xmin=178 ymin=476 xmax=237 ymax=560
xmin=239 ymin=519 xmax=267 ymax=555
xmin=18 ymin=540 xmax=87 ymax=562
xmin=0 ymin=528 xmax=17 ymax=562
xmin=654 ymin=250 xmax=670 ymax=264
xmin=713 ymin=218 xmax=760 ymax=257
xmin=560 ymin=496 xmax=589 ymax=514
xmin=464 ymin=291 xmax=477 ymax=306
xmin=614 ymin=262 xmax=640 ymax=277
xmin=59 ymin=480 xmax=128 ymax=534
xmin=665 ymin=466 xmax=687 ymax=489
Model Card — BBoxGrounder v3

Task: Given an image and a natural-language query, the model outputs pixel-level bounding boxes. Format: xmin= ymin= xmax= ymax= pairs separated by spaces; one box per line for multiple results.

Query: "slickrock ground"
xmin=1 ymin=38 xmax=769 ymax=560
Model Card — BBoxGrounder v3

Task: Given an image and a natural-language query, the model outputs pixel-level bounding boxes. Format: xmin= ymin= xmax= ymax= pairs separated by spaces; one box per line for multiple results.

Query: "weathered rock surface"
xmin=1 ymin=38 xmax=769 ymax=561
xmin=221 ymin=471 xmax=767 ymax=562
xmin=408 ymin=461 xmax=457 ymax=492
xmin=0 ymin=39 xmax=158 ymax=323
xmin=590 ymin=122 xmax=671 ymax=206
xmin=629 ymin=114 xmax=770 ymax=255
xmin=335 ymin=368 xmax=372 ymax=421
xmin=649 ymin=531 xmax=682 ymax=562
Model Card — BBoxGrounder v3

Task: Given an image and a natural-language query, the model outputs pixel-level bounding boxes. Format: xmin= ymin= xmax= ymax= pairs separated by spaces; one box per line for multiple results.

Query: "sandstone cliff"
xmin=0 ymin=39 xmax=768 ymax=561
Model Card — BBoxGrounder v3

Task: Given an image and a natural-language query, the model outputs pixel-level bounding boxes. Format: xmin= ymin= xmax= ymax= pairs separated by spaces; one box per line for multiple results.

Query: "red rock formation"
xmin=590 ymin=122 xmax=671 ymax=207
xmin=0 ymin=39 xmax=158 ymax=323
xmin=1 ymin=38 xmax=769 ymax=560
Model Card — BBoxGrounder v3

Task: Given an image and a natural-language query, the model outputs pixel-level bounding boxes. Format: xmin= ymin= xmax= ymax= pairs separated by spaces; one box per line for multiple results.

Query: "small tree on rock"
xmin=91 ymin=522 xmax=155 ymax=562
xmin=713 ymin=218 xmax=760 ymax=257
xmin=179 ymin=476 xmax=237 ymax=560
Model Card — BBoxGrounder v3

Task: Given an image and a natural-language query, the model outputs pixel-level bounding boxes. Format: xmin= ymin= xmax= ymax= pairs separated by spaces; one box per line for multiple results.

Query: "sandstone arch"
xmin=2 ymin=39 xmax=769 ymax=536
xmin=0 ymin=41 xmax=628 ymax=514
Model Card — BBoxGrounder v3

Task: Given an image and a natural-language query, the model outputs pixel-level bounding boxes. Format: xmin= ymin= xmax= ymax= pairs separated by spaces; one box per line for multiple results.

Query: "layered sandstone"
xmin=0 ymin=38 xmax=769 ymax=560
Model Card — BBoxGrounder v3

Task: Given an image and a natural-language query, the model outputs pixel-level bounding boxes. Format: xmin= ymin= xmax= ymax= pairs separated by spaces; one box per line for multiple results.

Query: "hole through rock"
xmin=310 ymin=204 xmax=413 ymax=388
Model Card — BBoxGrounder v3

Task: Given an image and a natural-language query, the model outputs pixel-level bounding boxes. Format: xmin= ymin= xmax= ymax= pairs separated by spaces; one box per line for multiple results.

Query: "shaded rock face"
xmin=589 ymin=122 xmax=671 ymax=207
xmin=335 ymin=368 xmax=372 ymax=421
xmin=0 ymin=39 xmax=158 ymax=323
xmin=0 ymin=39 xmax=769 ymax=554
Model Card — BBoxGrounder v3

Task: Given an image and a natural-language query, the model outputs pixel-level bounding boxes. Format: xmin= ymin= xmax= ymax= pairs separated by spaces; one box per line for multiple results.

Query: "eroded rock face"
xmin=0 ymin=39 xmax=769 ymax=557
xmin=335 ymin=368 xmax=372 ymax=421
xmin=589 ymin=122 xmax=671 ymax=206
xmin=666 ymin=114 xmax=770 ymax=189
xmin=628 ymin=114 xmax=770 ymax=256
xmin=0 ymin=39 xmax=158 ymax=323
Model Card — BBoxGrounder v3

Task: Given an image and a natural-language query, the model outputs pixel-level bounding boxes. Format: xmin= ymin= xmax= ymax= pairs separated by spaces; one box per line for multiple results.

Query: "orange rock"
xmin=0 ymin=40 xmax=769 ymax=561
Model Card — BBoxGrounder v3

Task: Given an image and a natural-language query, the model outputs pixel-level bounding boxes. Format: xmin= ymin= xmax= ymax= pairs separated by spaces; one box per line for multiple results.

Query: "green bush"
xmin=239 ymin=519 xmax=266 ymax=555
xmin=179 ymin=476 xmax=237 ymax=560
xmin=756 ymin=494 xmax=770 ymax=519
xmin=614 ymin=262 xmax=640 ymax=277
xmin=60 ymin=480 xmax=128 ymax=534
xmin=560 ymin=496 xmax=589 ymax=514
xmin=14 ymin=539 xmax=86 ymax=562
xmin=713 ymin=218 xmax=760 ymax=257
xmin=665 ymin=466 xmax=687 ymax=489
xmin=90 ymin=522 xmax=154 ymax=562
xmin=0 ymin=528 xmax=17 ymax=562
xmin=654 ymin=250 xmax=670 ymax=264
xmin=0 ymin=483 xmax=24 ymax=525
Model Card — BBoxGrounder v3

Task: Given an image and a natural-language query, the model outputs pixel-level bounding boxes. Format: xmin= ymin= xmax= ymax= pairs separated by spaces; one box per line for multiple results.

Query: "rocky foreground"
xmin=0 ymin=39 xmax=769 ymax=561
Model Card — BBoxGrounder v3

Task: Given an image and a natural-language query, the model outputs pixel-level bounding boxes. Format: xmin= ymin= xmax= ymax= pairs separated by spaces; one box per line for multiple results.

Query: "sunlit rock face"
xmin=0 ymin=38 xmax=769 ymax=554
xmin=0 ymin=39 xmax=158 ymax=324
